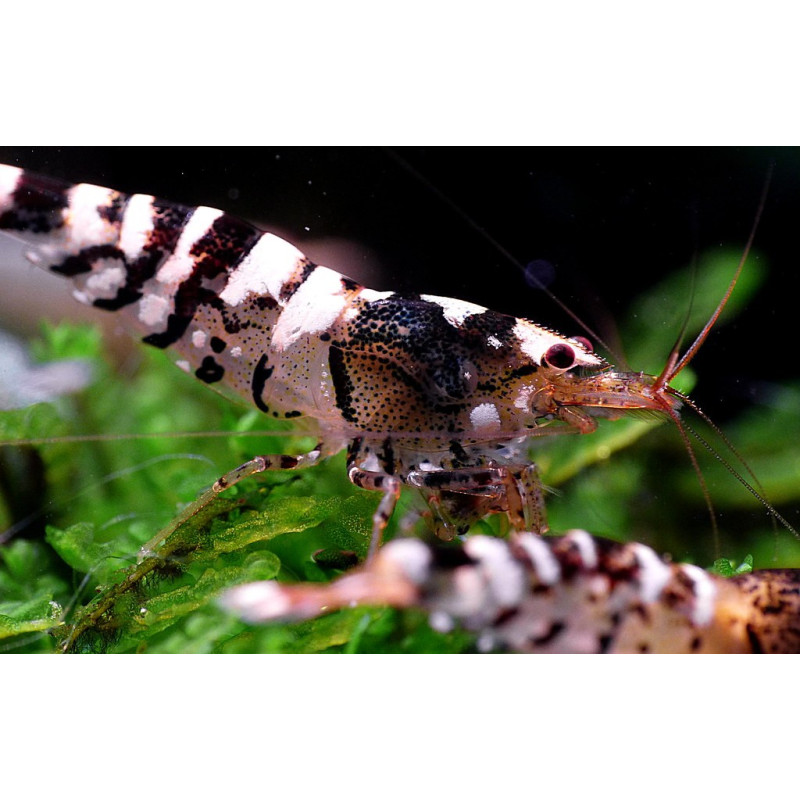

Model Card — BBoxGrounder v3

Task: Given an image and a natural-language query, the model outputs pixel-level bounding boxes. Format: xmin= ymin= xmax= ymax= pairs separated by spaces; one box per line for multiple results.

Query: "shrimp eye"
xmin=572 ymin=336 xmax=593 ymax=353
xmin=543 ymin=343 xmax=576 ymax=369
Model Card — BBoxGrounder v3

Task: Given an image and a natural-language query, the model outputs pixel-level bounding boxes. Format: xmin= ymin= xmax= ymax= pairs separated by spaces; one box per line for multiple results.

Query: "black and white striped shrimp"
xmin=0 ymin=159 xmax=719 ymax=556
xmin=0 ymin=150 xmax=797 ymax=653
xmin=220 ymin=530 xmax=800 ymax=654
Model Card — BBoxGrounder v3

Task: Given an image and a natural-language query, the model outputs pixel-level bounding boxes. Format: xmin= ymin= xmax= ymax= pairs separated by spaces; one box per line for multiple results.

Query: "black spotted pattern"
xmin=195 ymin=356 xmax=225 ymax=384
xmin=327 ymin=295 xmax=520 ymax=432
xmin=328 ymin=344 xmax=358 ymax=424
xmin=210 ymin=336 xmax=226 ymax=353
xmin=251 ymin=353 xmax=275 ymax=414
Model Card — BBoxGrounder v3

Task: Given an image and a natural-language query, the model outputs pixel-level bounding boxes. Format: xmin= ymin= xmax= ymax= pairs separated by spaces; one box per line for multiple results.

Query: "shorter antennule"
xmin=664 ymin=164 xmax=773 ymax=387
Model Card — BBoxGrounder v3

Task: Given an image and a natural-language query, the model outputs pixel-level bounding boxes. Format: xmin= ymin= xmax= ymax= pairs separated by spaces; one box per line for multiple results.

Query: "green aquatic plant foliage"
xmin=711 ymin=554 xmax=754 ymax=577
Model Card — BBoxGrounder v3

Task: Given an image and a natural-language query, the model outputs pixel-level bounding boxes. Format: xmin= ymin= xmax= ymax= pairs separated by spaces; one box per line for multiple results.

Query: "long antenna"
xmin=657 ymin=162 xmax=774 ymax=390
xmin=654 ymin=162 xmax=793 ymax=542
xmin=682 ymin=412 xmax=796 ymax=536
xmin=0 ymin=429 xmax=294 ymax=447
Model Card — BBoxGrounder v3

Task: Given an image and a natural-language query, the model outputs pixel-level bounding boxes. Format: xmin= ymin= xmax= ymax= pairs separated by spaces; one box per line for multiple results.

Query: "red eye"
xmin=544 ymin=343 xmax=575 ymax=369
xmin=572 ymin=336 xmax=593 ymax=353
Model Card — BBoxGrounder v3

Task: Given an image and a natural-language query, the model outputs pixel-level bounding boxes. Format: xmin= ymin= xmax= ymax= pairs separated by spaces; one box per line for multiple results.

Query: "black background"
xmin=1 ymin=146 xmax=797 ymax=423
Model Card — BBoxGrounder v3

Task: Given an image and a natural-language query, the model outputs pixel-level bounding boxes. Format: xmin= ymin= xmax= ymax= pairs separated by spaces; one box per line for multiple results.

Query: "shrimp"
xmin=0 ymin=150 xmax=795 ymax=653
xmin=220 ymin=531 xmax=800 ymax=653
xmin=0 ymin=161 xmax=703 ymax=550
